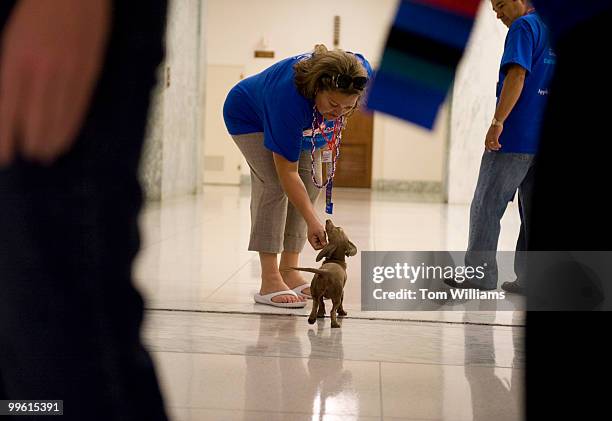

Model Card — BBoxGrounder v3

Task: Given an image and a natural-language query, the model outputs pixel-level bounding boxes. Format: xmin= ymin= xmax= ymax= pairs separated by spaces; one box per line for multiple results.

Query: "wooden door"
xmin=333 ymin=110 xmax=374 ymax=188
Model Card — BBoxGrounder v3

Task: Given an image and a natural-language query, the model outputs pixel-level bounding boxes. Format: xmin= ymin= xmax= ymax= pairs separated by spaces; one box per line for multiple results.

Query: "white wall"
xmin=204 ymin=0 xmax=448 ymax=188
xmin=206 ymin=0 xmax=393 ymax=72
xmin=448 ymin=2 xmax=508 ymax=204
xmin=141 ymin=0 xmax=206 ymax=201
xmin=202 ymin=64 xmax=244 ymax=184
xmin=373 ymin=104 xmax=449 ymax=185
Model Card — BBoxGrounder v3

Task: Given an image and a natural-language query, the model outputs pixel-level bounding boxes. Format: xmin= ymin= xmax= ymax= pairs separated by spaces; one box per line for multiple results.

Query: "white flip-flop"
xmin=254 ymin=290 xmax=307 ymax=308
xmin=292 ymin=283 xmax=331 ymax=300
xmin=292 ymin=283 xmax=312 ymax=299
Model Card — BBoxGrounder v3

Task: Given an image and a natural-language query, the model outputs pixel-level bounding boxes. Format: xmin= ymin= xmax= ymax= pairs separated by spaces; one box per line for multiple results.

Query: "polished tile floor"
xmin=135 ymin=185 xmax=525 ymax=421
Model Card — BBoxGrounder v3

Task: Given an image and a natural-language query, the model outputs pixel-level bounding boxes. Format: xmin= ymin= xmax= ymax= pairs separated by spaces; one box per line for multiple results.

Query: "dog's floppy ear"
xmin=345 ymin=241 xmax=357 ymax=257
xmin=316 ymin=244 xmax=337 ymax=262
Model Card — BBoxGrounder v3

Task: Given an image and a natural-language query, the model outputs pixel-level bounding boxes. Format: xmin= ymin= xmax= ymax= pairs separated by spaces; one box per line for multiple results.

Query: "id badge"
xmin=322 ymin=150 xmax=333 ymax=163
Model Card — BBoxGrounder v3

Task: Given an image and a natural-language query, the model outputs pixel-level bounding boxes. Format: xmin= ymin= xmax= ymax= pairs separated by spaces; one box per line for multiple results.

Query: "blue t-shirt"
xmin=223 ymin=53 xmax=373 ymax=162
xmin=496 ymin=12 xmax=556 ymax=154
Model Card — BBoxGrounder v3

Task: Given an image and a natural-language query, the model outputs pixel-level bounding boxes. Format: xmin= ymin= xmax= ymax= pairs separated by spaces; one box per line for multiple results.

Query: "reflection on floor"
xmin=135 ymin=185 xmax=525 ymax=420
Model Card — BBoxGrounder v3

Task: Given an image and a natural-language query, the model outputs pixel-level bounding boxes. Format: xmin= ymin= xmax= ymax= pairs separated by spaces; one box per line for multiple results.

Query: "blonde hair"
xmin=293 ymin=44 xmax=369 ymax=101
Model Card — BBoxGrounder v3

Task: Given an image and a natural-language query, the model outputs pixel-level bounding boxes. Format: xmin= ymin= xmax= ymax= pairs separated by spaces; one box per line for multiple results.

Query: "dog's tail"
xmin=291 ymin=267 xmax=330 ymax=277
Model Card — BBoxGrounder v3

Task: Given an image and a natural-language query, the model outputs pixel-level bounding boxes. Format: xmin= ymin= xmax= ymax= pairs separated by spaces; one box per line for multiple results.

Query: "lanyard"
xmin=310 ymin=106 xmax=345 ymax=214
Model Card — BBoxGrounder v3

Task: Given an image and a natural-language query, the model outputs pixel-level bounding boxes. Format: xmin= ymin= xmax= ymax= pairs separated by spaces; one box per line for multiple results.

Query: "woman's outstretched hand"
xmin=308 ymin=220 xmax=327 ymax=250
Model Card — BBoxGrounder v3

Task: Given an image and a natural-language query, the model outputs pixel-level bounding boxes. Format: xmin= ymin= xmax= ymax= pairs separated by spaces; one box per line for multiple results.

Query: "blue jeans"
xmin=465 ymin=150 xmax=536 ymax=289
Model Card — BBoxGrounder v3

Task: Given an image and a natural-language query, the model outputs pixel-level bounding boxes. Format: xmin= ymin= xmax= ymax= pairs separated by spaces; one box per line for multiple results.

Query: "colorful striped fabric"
xmin=367 ymin=0 xmax=480 ymax=129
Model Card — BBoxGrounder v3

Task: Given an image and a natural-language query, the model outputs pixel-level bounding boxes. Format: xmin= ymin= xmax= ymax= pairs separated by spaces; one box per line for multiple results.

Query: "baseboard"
xmin=241 ymin=176 xmax=442 ymax=195
xmin=372 ymin=179 xmax=442 ymax=194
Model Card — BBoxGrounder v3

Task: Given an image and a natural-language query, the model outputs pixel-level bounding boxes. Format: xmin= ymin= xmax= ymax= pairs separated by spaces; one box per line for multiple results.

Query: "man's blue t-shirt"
xmin=497 ymin=12 xmax=555 ymax=154
xmin=223 ymin=53 xmax=373 ymax=162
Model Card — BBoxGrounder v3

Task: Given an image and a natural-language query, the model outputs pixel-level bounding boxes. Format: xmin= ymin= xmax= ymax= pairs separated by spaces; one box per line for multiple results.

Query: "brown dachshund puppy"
xmin=293 ymin=219 xmax=357 ymax=328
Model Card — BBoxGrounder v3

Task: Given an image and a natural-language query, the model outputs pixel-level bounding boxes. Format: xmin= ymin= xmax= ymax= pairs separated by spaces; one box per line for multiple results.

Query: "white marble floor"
xmin=135 ymin=185 xmax=525 ymax=420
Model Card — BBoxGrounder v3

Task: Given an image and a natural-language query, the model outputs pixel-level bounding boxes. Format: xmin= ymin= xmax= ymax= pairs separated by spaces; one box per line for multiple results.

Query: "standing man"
xmin=0 ymin=1 xmax=169 ymax=420
xmin=445 ymin=0 xmax=555 ymax=293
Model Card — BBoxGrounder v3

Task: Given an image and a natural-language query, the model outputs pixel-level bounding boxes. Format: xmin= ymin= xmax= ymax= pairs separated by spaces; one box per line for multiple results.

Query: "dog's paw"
xmin=308 ymin=317 xmax=316 ymax=325
xmin=317 ymin=311 xmax=326 ymax=318
xmin=337 ymin=309 xmax=347 ymax=317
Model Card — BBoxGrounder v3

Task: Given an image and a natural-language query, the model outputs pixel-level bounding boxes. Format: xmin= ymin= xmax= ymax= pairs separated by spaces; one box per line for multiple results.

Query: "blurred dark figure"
xmin=527 ymin=3 xmax=612 ymax=266
xmin=0 ymin=1 xmax=168 ymax=420
xmin=527 ymin=1 xmax=612 ymax=420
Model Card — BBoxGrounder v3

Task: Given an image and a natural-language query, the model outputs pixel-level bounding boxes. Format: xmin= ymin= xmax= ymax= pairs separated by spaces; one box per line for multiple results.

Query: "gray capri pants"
xmin=231 ymin=133 xmax=322 ymax=254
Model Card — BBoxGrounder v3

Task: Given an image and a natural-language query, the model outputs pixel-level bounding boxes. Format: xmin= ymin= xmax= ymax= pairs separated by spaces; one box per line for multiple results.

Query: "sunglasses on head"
xmin=323 ymin=74 xmax=368 ymax=91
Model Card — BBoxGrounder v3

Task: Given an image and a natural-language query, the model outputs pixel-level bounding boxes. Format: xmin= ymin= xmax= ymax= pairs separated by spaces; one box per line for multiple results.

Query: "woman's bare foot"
xmin=280 ymin=269 xmax=311 ymax=297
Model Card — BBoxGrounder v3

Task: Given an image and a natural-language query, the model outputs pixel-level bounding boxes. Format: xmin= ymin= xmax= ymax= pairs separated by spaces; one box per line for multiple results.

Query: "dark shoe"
xmin=501 ymin=280 xmax=525 ymax=295
xmin=443 ymin=277 xmax=497 ymax=291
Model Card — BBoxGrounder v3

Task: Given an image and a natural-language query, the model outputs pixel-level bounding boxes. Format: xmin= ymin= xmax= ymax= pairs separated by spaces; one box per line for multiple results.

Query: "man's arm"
xmin=486 ymin=64 xmax=527 ymax=151
xmin=272 ymin=152 xmax=327 ymax=250
xmin=0 ymin=0 xmax=111 ymax=166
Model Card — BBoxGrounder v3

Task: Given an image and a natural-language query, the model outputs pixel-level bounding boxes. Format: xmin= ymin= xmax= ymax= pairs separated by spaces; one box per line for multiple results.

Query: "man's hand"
xmin=0 ymin=0 xmax=111 ymax=167
xmin=485 ymin=124 xmax=503 ymax=151
xmin=485 ymin=64 xmax=526 ymax=152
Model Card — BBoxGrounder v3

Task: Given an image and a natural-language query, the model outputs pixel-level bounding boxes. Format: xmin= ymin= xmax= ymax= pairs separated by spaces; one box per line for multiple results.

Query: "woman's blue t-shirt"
xmin=223 ymin=53 xmax=372 ymax=162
